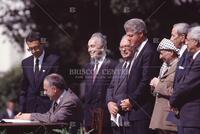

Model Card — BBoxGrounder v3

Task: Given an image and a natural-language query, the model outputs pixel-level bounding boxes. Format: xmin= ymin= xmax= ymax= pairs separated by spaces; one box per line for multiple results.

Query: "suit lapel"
xmin=86 ymin=63 xmax=95 ymax=96
xmin=92 ymin=58 xmax=109 ymax=84
xmin=129 ymin=41 xmax=149 ymax=75
xmin=181 ymin=55 xmax=196 ymax=81
xmin=37 ymin=53 xmax=49 ymax=88
xmin=26 ymin=56 xmax=36 ymax=87
xmin=53 ymin=90 xmax=67 ymax=113
xmin=117 ymin=64 xmax=128 ymax=89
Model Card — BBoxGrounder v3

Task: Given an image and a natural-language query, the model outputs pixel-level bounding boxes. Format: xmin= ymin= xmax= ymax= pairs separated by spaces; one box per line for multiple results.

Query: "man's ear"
xmin=196 ymin=41 xmax=200 ymax=47
xmin=180 ymin=34 xmax=186 ymax=43
xmin=51 ymin=86 xmax=57 ymax=93
xmin=139 ymin=32 xmax=144 ymax=38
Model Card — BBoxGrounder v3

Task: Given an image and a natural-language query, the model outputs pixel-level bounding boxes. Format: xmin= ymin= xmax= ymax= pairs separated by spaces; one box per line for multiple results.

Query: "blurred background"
xmin=0 ymin=0 xmax=200 ymax=111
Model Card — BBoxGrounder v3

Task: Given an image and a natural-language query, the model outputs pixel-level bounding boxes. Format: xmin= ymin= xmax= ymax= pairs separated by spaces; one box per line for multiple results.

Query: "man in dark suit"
xmin=16 ymin=73 xmax=82 ymax=133
xmin=0 ymin=99 xmax=17 ymax=119
xmin=84 ymin=32 xmax=117 ymax=134
xmin=170 ymin=26 xmax=200 ymax=134
xmin=120 ymin=18 xmax=159 ymax=134
xmin=20 ymin=32 xmax=60 ymax=113
xmin=107 ymin=35 xmax=135 ymax=134
xmin=170 ymin=23 xmax=190 ymax=85
xmin=167 ymin=23 xmax=190 ymax=134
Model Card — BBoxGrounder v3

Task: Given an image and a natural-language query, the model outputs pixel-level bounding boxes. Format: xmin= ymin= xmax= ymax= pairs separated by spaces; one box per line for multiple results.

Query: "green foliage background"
xmin=0 ymin=67 xmax=22 ymax=111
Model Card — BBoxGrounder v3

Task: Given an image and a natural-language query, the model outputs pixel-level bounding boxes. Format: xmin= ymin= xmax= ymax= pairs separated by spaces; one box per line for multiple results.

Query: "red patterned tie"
xmin=93 ymin=62 xmax=99 ymax=82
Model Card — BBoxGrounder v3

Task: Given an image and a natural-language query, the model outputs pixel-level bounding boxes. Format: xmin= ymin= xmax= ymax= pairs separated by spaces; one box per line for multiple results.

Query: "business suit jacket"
xmin=127 ymin=41 xmax=160 ymax=121
xmin=0 ymin=110 xmax=17 ymax=119
xmin=167 ymin=50 xmax=191 ymax=126
xmin=106 ymin=62 xmax=129 ymax=109
xmin=31 ymin=89 xmax=82 ymax=123
xmin=173 ymin=50 xmax=192 ymax=87
xmin=149 ymin=58 xmax=178 ymax=131
xmin=84 ymin=58 xmax=117 ymax=128
xmin=20 ymin=51 xmax=60 ymax=113
xmin=170 ymin=53 xmax=200 ymax=127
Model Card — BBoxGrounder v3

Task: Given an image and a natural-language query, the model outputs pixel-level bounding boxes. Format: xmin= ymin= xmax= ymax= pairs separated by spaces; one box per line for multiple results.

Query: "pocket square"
xmin=178 ymin=66 xmax=184 ymax=69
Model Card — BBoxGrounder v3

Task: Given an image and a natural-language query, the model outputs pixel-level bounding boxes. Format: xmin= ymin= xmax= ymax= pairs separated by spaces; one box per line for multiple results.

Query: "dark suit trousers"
xmin=183 ymin=127 xmax=200 ymax=134
xmin=112 ymin=127 xmax=126 ymax=134
xmin=125 ymin=120 xmax=153 ymax=134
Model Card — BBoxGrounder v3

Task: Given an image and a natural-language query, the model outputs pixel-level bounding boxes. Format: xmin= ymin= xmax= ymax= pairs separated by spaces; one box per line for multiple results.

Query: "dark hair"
xmin=26 ymin=31 xmax=42 ymax=42
xmin=7 ymin=98 xmax=16 ymax=103
xmin=44 ymin=73 xmax=67 ymax=90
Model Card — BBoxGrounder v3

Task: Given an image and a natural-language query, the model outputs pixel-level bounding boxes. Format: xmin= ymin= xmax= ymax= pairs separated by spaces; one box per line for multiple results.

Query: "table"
xmin=0 ymin=123 xmax=69 ymax=134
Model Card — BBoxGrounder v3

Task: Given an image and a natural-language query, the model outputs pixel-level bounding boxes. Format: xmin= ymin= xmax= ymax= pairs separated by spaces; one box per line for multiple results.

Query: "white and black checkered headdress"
xmin=157 ymin=38 xmax=179 ymax=54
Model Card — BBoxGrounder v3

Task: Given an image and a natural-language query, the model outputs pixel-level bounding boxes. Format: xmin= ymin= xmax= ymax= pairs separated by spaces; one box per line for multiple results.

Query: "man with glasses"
xmin=20 ymin=31 xmax=60 ymax=113
xmin=107 ymin=35 xmax=135 ymax=134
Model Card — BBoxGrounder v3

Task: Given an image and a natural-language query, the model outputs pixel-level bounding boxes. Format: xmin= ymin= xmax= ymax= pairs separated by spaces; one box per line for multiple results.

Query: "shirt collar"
xmin=136 ymin=39 xmax=148 ymax=56
xmin=95 ymin=55 xmax=106 ymax=64
xmin=193 ymin=49 xmax=200 ymax=60
xmin=34 ymin=50 xmax=45 ymax=63
xmin=56 ymin=90 xmax=66 ymax=104
xmin=6 ymin=109 xmax=13 ymax=117
xmin=179 ymin=44 xmax=187 ymax=58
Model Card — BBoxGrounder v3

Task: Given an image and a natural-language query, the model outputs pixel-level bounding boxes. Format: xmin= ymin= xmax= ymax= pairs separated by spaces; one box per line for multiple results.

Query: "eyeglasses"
xmin=27 ymin=46 xmax=40 ymax=52
xmin=186 ymin=37 xmax=198 ymax=42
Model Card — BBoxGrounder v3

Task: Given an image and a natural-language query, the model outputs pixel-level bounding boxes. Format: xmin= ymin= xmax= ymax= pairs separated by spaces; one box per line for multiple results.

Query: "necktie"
xmin=121 ymin=61 xmax=130 ymax=76
xmin=53 ymin=102 xmax=58 ymax=112
xmin=131 ymin=49 xmax=139 ymax=63
xmin=189 ymin=58 xmax=194 ymax=65
xmin=128 ymin=49 xmax=138 ymax=75
xmin=93 ymin=62 xmax=99 ymax=82
xmin=123 ymin=62 xmax=128 ymax=69
xmin=35 ymin=58 xmax=39 ymax=81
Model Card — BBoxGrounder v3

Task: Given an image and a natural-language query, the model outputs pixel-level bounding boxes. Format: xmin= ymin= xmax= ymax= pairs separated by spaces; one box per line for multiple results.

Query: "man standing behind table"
xmin=20 ymin=31 xmax=60 ymax=113
xmin=120 ymin=18 xmax=160 ymax=134
xmin=84 ymin=32 xmax=117 ymax=134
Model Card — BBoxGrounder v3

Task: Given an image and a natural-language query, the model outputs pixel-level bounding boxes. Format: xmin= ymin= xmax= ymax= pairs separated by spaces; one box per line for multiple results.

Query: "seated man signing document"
xmin=15 ymin=73 xmax=82 ymax=123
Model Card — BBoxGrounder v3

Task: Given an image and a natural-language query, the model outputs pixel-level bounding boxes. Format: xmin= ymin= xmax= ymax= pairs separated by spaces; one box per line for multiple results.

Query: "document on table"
xmin=110 ymin=113 xmax=121 ymax=127
xmin=0 ymin=119 xmax=39 ymax=123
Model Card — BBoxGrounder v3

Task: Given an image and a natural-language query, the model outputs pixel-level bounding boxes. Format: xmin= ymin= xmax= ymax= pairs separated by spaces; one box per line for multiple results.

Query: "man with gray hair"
xmin=170 ymin=23 xmax=190 ymax=83
xmin=170 ymin=26 xmax=200 ymax=134
xmin=170 ymin=23 xmax=189 ymax=50
xmin=84 ymin=32 xmax=117 ymax=133
xmin=168 ymin=23 xmax=191 ymax=134
xmin=15 ymin=73 xmax=82 ymax=133
xmin=170 ymin=22 xmax=190 ymax=86
xmin=120 ymin=18 xmax=159 ymax=134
